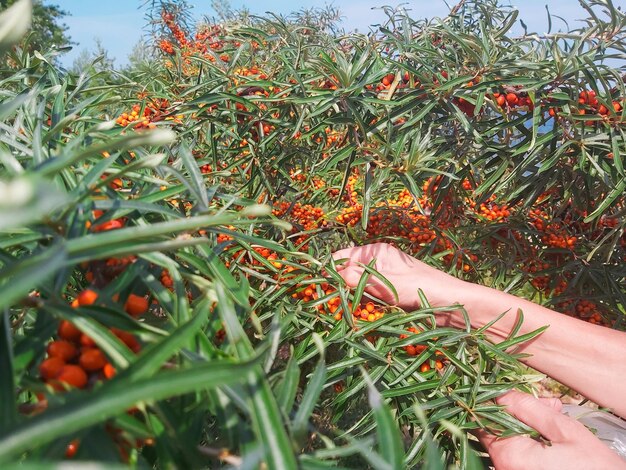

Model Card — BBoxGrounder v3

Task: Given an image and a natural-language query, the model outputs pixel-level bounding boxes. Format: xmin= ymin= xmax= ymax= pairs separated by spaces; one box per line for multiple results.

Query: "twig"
xmin=197 ymin=445 xmax=243 ymax=466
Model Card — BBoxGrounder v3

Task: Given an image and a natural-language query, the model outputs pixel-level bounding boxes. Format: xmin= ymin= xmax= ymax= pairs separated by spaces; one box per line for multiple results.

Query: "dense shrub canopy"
xmin=0 ymin=0 xmax=624 ymax=467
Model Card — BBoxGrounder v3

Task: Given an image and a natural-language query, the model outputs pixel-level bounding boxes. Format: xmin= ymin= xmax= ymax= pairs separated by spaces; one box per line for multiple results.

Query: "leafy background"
xmin=0 ymin=0 xmax=624 ymax=467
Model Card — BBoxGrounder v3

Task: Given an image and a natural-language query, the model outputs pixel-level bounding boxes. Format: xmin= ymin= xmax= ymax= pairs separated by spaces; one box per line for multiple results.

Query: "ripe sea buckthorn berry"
xmin=111 ymin=328 xmax=140 ymax=352
xmin=382 ymin=73 xmax=395 ymax=86
xmin=79 ymin=349 xmax=107 ymax=371
xmin=47 ymin=340 xmax=77 ymax=361
xmin=103 ymin=363 xmax=116 ymax=379
xmin=92 ymin=219 xmax=124 ymax=232
xmin=77 ymin=289 xmax=98 ymax=306
xmin=39 ymin=356 xmax=65 ymax=380
xmin=58 ymin=320 xmax=82 ymax=341
xmin=80 ymin=334 xmax=97 ymax=348
xmin=56 ymin=365 xmax=88 ymax=389
xmin=506 ymin=93 xmax=518 ymax=105
xmin=65 ymin=439 xmax=80 ymax=459
xmin=124 ymin=294 xmax=149 ymax=317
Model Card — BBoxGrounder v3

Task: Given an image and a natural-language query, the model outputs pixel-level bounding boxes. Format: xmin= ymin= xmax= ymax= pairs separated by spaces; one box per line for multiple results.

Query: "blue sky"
xmin=55 ymin=0 xmax=625 ymax=67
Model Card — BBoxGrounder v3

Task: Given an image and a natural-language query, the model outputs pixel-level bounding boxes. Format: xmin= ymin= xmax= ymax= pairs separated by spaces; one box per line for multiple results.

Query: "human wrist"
xmin=434 ymin=281 xmax=514 ymax=339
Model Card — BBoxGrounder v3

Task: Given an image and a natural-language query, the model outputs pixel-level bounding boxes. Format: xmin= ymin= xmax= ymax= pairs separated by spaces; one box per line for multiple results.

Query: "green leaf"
xmin=0 ymin=0 xmax=31 ymax=54
xmin=0 ymin=243 xmax=66 ymax=312
xmin=276 ymin=348 xmax=301 ymax=416
xmin=293 ymin=355 xmax=326 ymax=441
xmin=0 ymin=310 xmax=16 ymax=434
xmin=365 ymin=369 xmax=404 ymax=470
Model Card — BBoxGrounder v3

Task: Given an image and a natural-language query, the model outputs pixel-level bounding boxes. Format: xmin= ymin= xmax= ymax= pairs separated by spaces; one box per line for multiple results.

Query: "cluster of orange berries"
xmin=445 ymin=250 xmax=479 ymax=274
xmin=367 ymin=205 xmax=435 ymax=247
xmin=159 ymin=10 xmax=230 ymax=67
xmin=318 ymin=74 xmax=339 ymax=90
xmin=36 ymin=290 xmax=149 ymax=460
xmin=541 ymin=229 xmax=577 ymax=250
xmin=556 ymin=299 xmax=608 ymax=326
xmin=523 ymin=260 xmax=552 ymax=292
xmin=493 ymin=89 xmax=533 ymax=111
xmin=115 ymin=99 xmax=172 ymax=130
xmin=274 ymin=157 xmax=622 ymax=328
xmin=291 ymin=282 xmax=385 ymax=322
xmin=469 ymin=198 xmax=511 ymax=222
xmin=233 ymin=66 xmax=268 ymax=81
xmin=160 ymin=11 xmax=188 ymax=50
xmin=344 ymin=173 xmax=360 ymax=207
xmin=38 ymin=289 xmax=146 ymax=393
xmin=548 ymin=89 xmax=623 ymax=121
xmin=335 ymin=205 xmax=362 ymax=227
xmin=369 ymin=71 xmax=414 ymax=92
xmin=199 ymin=161 xmax=228 ymax=175
xmin=288 ymin=170 xmax=326 ymax=196
xmin=272 ymin=202 xmax=327 ymax=248
xmin=399 ymin=327 xmax=445 ymax=371
xmin=245 ymin=246 xmax=283 ymax=269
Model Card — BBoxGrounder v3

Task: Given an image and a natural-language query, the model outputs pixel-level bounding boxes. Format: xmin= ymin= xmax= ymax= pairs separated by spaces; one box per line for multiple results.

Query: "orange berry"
xmin=76 ymin=289 xmax=98 ymax=306
xmin=124 ymin=294 xmax=149 ymax=317
xmin=506 ymin=93 xmax=518 ymax=105
xmin=103 ymin=363 xmax=116 ymax=379
xmin=56 ymin=365 xmax=88 ymax=389
xmin=80 ymin=334 xmax=97 ymax=348
xmin=111 ymin=328 xmax=140 ymax=353
xmin=65 ymin=439 xmax=80 ymax=459
xmin=92 ymin=219 xmax=124 ymax=232
xmin=58 ymin=320 xmax=82 ymax=342
xmin=47 ymin=340 xmax=77 ymax=361
xmin=420 ymin=363 xmax=431 ymax=373
xmin=39 ymin=356 xmax=65 ymax=380
xmin=79 ymin=349 xmax=107 ymax=371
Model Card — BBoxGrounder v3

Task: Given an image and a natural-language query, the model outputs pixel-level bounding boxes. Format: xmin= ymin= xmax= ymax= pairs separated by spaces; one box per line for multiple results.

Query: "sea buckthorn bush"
xmin=0 ymin=0 xmax=624 ymax=467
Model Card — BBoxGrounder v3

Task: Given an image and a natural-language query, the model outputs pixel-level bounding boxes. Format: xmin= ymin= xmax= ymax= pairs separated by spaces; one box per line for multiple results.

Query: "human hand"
xmin=331 ymin=242 xmax=467 ymax=311
xmin=476 ymin=390 xmax=626 ymax=470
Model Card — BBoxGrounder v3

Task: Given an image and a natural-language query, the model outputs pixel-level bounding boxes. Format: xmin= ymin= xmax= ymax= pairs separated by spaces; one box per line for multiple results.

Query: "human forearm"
xmin=437 ymin=282 xmax=626 ymax=418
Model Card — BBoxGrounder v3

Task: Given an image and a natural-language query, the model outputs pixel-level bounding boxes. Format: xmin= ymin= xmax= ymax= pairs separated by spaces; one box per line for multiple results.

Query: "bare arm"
xmin=332 ymin=243 xmax=626 ymax=418
xmin=440 ymin=283 xmax=626 ymax=418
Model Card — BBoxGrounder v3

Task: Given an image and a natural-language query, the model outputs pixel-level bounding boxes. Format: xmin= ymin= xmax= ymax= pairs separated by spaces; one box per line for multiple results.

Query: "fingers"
xmin=331 ymin=247 xmax=361 ymax=264
xmin=474 ymin=429 xmax=540 ymax=469
xmin=473 ymin=428 xmax=497 ymax=449
xmin=538 ymin=397 xmax=563 ymax=411
xmin=496 ymin=391 xmax=572 ymax=442
xmin=337 ymin=265 xmax=365 ymax=288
